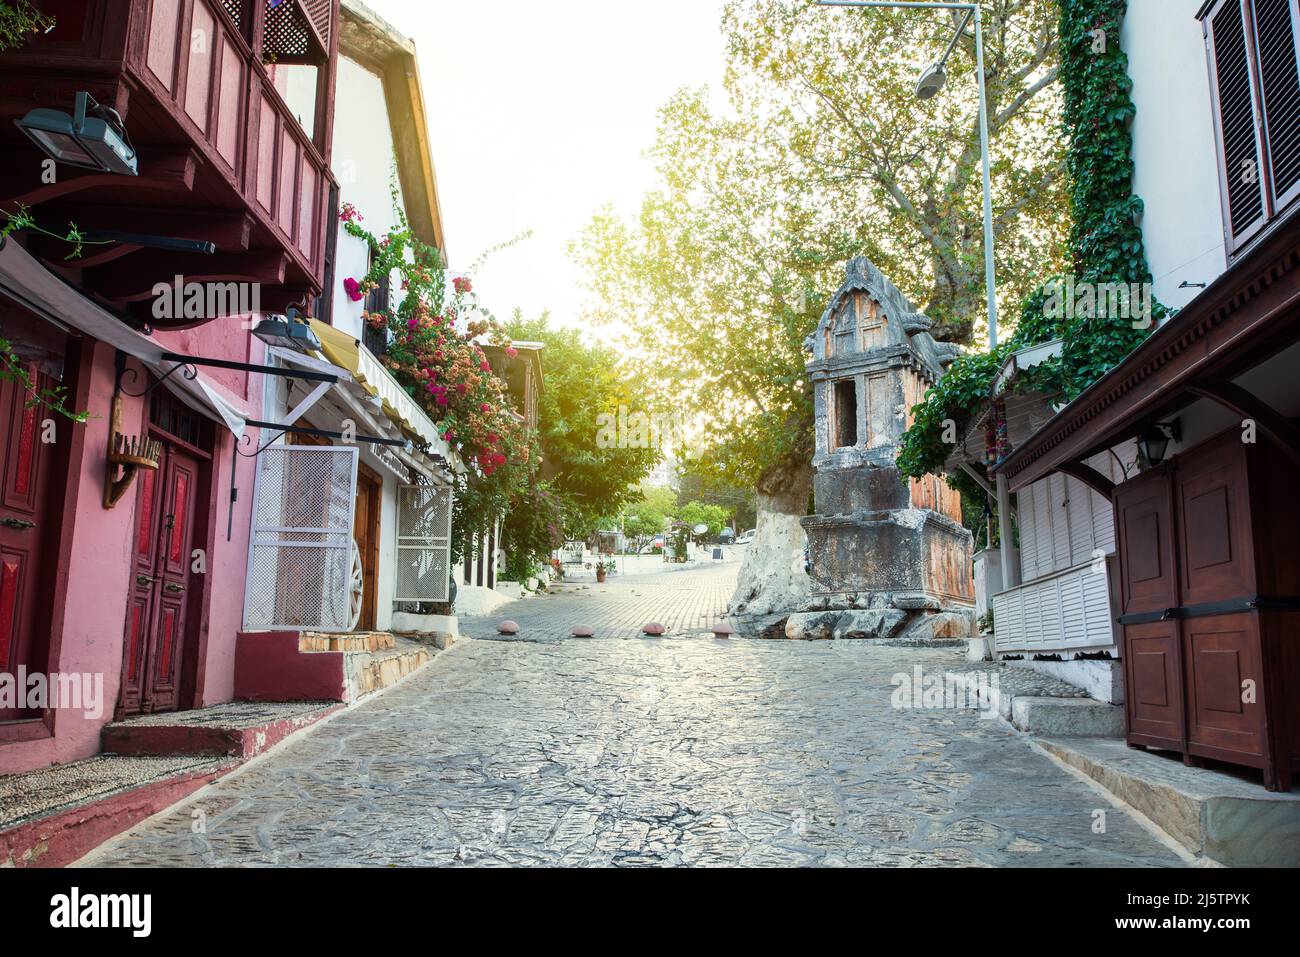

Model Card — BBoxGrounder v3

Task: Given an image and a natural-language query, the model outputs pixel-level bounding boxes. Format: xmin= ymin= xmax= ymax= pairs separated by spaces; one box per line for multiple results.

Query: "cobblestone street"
xmin=82 ymin=564 xmax=1185 ymax=867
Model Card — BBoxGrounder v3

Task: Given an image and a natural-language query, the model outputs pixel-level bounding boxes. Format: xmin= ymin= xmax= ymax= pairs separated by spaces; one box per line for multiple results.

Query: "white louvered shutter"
xmin=243 ymin=445 xmax=359 ymax=631
xmin=396 ymin=484 xmax=454 ymax=602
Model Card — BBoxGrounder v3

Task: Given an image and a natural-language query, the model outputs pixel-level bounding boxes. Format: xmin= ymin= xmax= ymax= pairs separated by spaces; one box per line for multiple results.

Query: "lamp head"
xmin=915 ymin=62 xmax=948 ymax=100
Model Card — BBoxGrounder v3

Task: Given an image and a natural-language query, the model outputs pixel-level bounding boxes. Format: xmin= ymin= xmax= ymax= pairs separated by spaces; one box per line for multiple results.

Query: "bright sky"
xmin=369 ymin=0 xmax=730 ymax=330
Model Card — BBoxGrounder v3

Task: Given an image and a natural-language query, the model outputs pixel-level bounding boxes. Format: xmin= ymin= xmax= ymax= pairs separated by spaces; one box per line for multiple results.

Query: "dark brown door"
xmin=0 ymin=368 xmax=58 ymax=720
xmin=353 ymin=463 xmax=381 ymax=632
xmin=1114 ymin=467 xmax=1184 ymax=751
xmin=120 ymin=446 xmax=200 ymax=716
xmin=1174 ymin=434 xmax=1265 ymax=765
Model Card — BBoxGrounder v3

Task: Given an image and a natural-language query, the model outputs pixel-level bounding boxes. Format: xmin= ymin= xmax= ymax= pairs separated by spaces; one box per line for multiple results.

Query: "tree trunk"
xmin=728 ymin=458 xmax=814 ymax=617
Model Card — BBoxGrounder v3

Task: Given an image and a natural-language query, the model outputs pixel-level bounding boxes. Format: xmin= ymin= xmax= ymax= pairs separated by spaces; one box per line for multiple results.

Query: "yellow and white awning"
xmin=309 ymin=319 xmax=447 ymax=453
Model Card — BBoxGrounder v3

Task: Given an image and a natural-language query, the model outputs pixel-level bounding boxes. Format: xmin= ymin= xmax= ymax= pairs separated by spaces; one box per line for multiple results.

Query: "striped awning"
xmin=308 ymin=319 xmax=443 ymax=450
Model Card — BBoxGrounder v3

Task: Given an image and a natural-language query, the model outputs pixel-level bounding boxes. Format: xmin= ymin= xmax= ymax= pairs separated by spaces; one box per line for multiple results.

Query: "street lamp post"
xmin=815 ymin=0 xmax=999 ymax=350
xmin=818 ymin=1 xmax=1019 ymax=589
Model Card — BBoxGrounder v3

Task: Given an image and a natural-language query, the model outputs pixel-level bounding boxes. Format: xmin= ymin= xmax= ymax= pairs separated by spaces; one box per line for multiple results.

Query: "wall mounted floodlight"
xmin=252 ymin=316 xmax=322 ymax=353
xmin=15 ymin=91 xmax=138 ymax=175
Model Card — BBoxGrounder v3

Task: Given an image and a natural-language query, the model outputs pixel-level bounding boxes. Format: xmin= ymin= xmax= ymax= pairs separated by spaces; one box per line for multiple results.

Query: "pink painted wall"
xmin=0 ymin=323 xmax=263 ymax=775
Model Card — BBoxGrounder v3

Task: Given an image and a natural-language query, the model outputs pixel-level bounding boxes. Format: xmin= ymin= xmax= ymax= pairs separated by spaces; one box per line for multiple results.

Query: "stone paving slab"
xmin=80 ymin=627 xmax=1187 ymax=867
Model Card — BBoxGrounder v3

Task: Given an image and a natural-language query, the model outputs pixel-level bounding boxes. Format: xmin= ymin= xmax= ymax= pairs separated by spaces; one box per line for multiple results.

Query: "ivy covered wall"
xmin=896 ymin=0 xmax=1165 ymax=504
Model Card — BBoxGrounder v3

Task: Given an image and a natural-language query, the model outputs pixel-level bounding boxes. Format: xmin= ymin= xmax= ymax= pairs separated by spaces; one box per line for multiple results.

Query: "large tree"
xmin=502 ymin=312 xmax=661 ymax=539
xmin=573 ymin=0 xmax=1068 ymax=616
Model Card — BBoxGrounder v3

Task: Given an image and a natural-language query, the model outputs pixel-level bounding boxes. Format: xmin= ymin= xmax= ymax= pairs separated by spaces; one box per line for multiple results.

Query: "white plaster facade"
xmin=1122 ymin=0 xmax=1229 ymax=311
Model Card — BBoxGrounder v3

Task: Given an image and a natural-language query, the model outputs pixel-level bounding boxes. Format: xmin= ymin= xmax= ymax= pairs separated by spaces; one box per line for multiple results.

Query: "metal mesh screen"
xmin=396 ymin=484 xmax=453 ymax=603
xmin=243 ymin=445 xmax=358 ymax=630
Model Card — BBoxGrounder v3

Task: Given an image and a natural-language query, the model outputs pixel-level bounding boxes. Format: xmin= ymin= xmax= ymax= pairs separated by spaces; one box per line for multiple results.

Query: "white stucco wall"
xmin=330 ymin=56 xmax=408 ymax=341
xmin=1122 ymin=0 xmax=1228 ymax=312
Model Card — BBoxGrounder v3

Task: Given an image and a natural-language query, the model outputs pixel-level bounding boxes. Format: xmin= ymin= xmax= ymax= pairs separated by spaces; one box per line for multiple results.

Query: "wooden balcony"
xmin=0 ymin=0 xmax=340 ymax=321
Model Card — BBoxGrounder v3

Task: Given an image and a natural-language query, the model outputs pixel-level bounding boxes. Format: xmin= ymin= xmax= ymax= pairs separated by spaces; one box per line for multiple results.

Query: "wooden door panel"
xmin=1114 ymin=470 xmax=1178 ymax=616
xmin=1184 ymin=614 xmax=1264 ymax=760
xmin=1175 ymin=435 xmax=1253 ymax=606
xmin=1125 ymin=622 xmax=1185 ymax=748
xmin=146 ymin=451 xmax=199 ymax=712
xmin=0 ymin=370 xmax=56 ymax=720
xmin=353 ymin=465 xmax=380 ymax=632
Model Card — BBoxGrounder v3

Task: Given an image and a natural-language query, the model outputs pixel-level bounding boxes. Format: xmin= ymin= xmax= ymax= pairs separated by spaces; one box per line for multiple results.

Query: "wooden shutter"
xmin=1208 ymin=0 xmax=1269 ymax=247
xmin=1253 ymin=0 xmax=1300 ymax=208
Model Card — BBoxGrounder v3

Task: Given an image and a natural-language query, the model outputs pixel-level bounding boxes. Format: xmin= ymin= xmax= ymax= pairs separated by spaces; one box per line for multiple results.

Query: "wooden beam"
xmin=37 ymin=206 xmax=253 ymax=251
xmin=1057 ymin=460 xmax=1117 ymax=498
xmin=1188 ymin=380 xmax=1300 ymax=472
xmin=31 ymin=237 xmax=142 ymax=269
xmin=2 ymin=149 xmax=198 ymax=208
xmin=90 ymin=251 xmax=289 ymax=302
xmin=958 ymin=462 xmax=994 ymax=497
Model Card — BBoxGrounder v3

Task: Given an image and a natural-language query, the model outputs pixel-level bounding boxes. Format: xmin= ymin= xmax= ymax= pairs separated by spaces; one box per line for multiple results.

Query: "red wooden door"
xmin=1114 ymin=467 xmax=1185 ymax=752
xmin=0 ymin=369 xmax=58 ymax=720
xmin=119 ymin=446 xmax=200 ymax=716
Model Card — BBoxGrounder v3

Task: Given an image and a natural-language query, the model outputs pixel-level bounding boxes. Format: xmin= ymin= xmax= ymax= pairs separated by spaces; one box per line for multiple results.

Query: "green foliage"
xmin=339 ymin=194 xmax=549 ymax=573
xmin=898 ymin=0 xmax=1167 ymax=493
xmin=2 ymin=203 xmax=110 ymax=260
xmin=0 ymin=1 xmax=52 ymax=52
xmin=678 ymin=501 xmax=731 ymax=538
xmin=499 ymin=484 xmax=565 ymax=583
xmin=501 ymin=311 xmax=660 ymax=536
xmin=621 ymin=486 xmax=676 ymax=552
xmin=0 ymin=337 xmax=87 ymax=422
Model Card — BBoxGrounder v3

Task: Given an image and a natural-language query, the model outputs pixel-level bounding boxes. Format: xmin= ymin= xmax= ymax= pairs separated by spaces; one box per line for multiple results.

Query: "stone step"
xmin=101 ymin=701 xmax=342 ymax=759
xmin=1 ymin=755 xmax=233 ymax=868
xmin=1038 ymin=737 xmax=1300 ymax=867
xmin=236 ymin=631 xmax=432 ymax=703
xmin=299 ymin=631 xmax=395 ymax=654
xmin=344 ymin=643 xmax=430 ymax=702
xmin=1010 ymin=696 xmax=1125 ymax=737
xmin=944 ymin=668 xmax=1123 ymax=736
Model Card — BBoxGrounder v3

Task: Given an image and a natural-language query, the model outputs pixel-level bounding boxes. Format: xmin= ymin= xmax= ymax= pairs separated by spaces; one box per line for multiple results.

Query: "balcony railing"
xmin=0 ymin=0 xmax=340 ymax=316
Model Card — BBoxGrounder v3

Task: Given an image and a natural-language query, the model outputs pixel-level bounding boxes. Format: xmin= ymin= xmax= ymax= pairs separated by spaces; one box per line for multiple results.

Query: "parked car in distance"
xmin=735 ymin=529 xmax=756 ymax=545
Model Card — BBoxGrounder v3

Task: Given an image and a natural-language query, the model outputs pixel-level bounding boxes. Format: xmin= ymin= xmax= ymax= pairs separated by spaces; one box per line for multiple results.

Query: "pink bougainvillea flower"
xmin=436 ymin=397 xmax=449 ymax=407
xmin=505 ymin=347 xmax=518 ymax=359
xmin=456 ymin=383 xmax=468 ymax=396
xmin=480 ymin=361 xmax=491 ymax=372
xmin=339 ymin=202 xmax=363 ymax=223
xmin=487 ymin=433 xmax=499 ymax=444
xmin=343 ymin=278 xmax=364 ymax=302
xmin=453 ymin=276 xmax=473 ymax=294
xmin=492 ymin=453 xmax=506 ymax=466
xmin=480 ymin=403 xmax=491 ymax=413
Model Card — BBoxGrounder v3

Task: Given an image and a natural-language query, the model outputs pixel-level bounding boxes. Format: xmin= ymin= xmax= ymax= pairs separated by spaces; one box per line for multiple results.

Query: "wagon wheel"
xmin=348 ymin=538 xmax=364 ymax=631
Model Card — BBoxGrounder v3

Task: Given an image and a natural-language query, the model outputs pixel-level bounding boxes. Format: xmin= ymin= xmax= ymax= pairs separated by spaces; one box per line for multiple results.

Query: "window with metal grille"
xmin=243 ymin=445 xmax=358 ymax=631
xmin=396 ymin=484 xmax=453 ymax=603
xmin=1204 ymin=0 xmax=1300 ymax=252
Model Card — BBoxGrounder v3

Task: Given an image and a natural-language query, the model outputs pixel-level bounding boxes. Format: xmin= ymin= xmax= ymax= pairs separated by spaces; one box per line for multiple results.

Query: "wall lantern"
xmin=252 ymin=316 xmax=322 ymax=353
xmin=1138 ymin=420 xmax=1182 ymax=468
xmin=15 ymin=91 xmax=138 ymax=176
